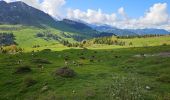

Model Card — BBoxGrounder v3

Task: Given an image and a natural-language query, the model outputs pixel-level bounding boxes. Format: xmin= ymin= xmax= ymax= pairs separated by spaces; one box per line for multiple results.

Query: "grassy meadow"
xmin=0 ymin=25 xmax=170 ymax=100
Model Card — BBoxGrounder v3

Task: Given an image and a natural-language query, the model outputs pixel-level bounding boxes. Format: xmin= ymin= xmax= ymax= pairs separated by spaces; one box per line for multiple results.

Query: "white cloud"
xmin=118 ymin=7 xmax=128 ymax=20
xmin=3 ymin=0 xmax=66 ymax=18
xmin=67 ymin=9 xmax=117 ymax=25
xmin=138 ymin=3 xmax=169 ymax=26
xmin=67 ymin=3 xmax=170 ymax=30
xmin=41 ymin=0 xmax=65 ymax=17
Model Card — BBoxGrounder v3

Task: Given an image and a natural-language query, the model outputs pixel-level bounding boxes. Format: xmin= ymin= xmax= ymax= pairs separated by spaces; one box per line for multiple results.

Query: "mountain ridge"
xmin=0 ymin=0 xmax=97 ymax=37
xmin=90 ymin=24 xmax=170 ymax=36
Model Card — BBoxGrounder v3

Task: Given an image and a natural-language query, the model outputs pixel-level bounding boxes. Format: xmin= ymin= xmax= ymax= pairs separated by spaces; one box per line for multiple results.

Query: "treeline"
xmin=60 ymin=40 xmax=83 ymax=47
xmin=61 ymin=36 xmax=127 ymax=48
xmin=0 ymin=32 xmax=16 ymax=46
xmin=0 ymin=27 xmax=21 ymax=31
xmin=36 ymin=31 xmax=61 ymax=41
xmin=117 ymin=34 xmax=168 ymax=39
xmin=93 ymin=37 xmax=126 ymax=46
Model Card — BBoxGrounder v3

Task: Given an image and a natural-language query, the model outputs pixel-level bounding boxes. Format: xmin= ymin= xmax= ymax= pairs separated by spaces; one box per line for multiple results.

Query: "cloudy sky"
xmin=2 ymin=0 xmax=170 ymax=30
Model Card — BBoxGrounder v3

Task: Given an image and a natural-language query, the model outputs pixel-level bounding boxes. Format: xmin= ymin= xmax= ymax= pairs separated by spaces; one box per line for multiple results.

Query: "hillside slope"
xmin=0 ymin=1 xmax=98 ymax=39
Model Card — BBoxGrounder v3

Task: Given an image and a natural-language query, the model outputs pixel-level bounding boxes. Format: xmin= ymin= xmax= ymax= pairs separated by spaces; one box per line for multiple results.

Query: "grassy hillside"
xmin=84 ymin=35 xmax=170 ymax=49
xmin=0 ymin=25 xmax=76 ymax=51
xmin=0 ymin=45 xmax=170 ymax=99
xmin=1 ymin=25 xmax=170 ymax=100
xmin=1 ymin=25 xmax=170 ymax=52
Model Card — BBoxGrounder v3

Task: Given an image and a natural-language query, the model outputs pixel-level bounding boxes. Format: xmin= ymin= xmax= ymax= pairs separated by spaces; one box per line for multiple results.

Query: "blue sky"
xmin=65 ymin=0 xmax=170 ymax=18
xmin=3 ymin=0 xmax=170 ymax=30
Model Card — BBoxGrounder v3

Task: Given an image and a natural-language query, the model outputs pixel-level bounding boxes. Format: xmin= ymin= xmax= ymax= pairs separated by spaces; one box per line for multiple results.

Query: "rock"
xmin=145 ymin=86 xmax=151 ymax=90
xmin=41 ymin=85 xmax=49 ymax=92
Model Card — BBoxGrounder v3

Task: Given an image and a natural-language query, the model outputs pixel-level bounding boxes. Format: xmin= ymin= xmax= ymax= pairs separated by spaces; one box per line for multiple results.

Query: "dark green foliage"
xmin=71 ymin=35 xmax=86 ymax=41
xmin=36 ymin=31 xmax=60 ymax=41
xmin=32 ymin=45 xmax=40 ymax=48
xmin=162 ymin=43 xmax=167 ymax=46
xmin=23 ymin=76 xmax=37 ymax=87
xmin=14 ymin=66 xmax=32 ymax=74
xmin=0 ymin=33 xmax=16 ymax=46
xmin=42 ymin=49 xmax=52 ymax=52
xmin=157 ymin=74 xmax=170 ymax=83
xmin=93 ymin=37 xmax=126 ymax=46
xmin=55 ymin=67 xmax=76 ymax=78
xmin=117 ymin=34 xmax=165 ymax=39
xmin=32 ymin=58 xmax=51 ymax=64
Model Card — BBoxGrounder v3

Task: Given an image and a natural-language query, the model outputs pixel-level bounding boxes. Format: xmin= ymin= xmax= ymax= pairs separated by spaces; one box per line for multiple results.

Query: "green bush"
xmin=23 ymin=76 xmax=37 ymax=87
xmin=14 ymin=66 xmax=32 ymax=74
xmin=32 ymin=58 xmax=51 ymax=64
xmin=157 ymin=74 xmax=170 ymax=83
xmin=55 ymin=67 xmax=76 ymax=78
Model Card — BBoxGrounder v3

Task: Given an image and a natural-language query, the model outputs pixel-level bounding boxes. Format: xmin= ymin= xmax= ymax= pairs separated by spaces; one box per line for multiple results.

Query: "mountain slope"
xmin=92 ymin=25 xmax=170 ymax=36
xmin=126 ymin=29 xmax=170 ymax=35
xmin=93 ymin=25 xmax=138 ymax=36
xmin=0 ymin=1 xmax=57 ymax=27
xmin=0 ymin=1 xmax=98 ymax=39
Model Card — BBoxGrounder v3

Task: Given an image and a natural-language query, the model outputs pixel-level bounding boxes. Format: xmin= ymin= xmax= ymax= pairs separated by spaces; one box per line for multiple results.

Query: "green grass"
xmin=0 ymin=45 xmax=170 ymax=100
xmin=1 ymin=25 xmax=170 ymax=99
xmin=1 ymin=25 xmax=170 ymax=51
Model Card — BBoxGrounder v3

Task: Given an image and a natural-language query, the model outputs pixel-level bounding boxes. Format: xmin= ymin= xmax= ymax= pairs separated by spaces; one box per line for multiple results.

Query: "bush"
xmin=23 ymin=76 xmax=37 ymax=87
xmin=15 ymin=66 xmax=32 ymax=74
xmin=55 ymin=67 xmax=76 ymax=78
xmin=162 ymin=43 xmax=167 ymax=46
xmin=32 ymin=58 xmax=51 ymax=64
xmin=42 ymin=49 xmax=51 ymax=52
xmin=157 ymin=74 xmax=170 ymax=83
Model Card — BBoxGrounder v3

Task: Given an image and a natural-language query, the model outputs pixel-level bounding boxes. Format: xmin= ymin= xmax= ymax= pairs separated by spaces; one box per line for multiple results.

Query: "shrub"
xmin=162 ymin=43 xmax=167 ymax=46
xmin=55 ymin=67 xmax=76 ymax=78
xmin=79 ymin=56 xmax=86 ymax=60
xmin=32 ymin=58 xmax=51 ymax=64
xmin=157 ymin=74 xmax=170 ymax=83
xmin=42 ymin=49 xmax=51 ymax=52
xmin=23 ymin=76 xmax=37 ymax=87
xmin=15 ymin=66 xmax=32 ymax=74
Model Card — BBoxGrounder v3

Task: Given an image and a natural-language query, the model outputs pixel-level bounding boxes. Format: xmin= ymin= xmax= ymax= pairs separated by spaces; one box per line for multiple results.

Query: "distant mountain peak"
xmin=0 ymin=0 xmax=6 ymax=3
xmin=0 ymin=0 xmax=57 ymax=27
xmin=0 ymin=0 xmax=7 ymax=6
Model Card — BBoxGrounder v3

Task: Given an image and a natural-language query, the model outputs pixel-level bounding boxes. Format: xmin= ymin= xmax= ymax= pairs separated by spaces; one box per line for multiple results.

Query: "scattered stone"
xmin=145 ymin=86 xmax=151 ymax=90
xmin=64 ymin=60 xmax=68 ymax=66
xmin=17 ymin=59 xmax=23 ymax=64
xmin=41 ymin=85 xmax=49 ymax=92
xmin=72 ymin=90 xmax=76 ymax=94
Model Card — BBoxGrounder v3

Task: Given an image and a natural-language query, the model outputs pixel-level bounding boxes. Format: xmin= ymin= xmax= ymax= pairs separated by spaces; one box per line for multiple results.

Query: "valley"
xmin=0 ymin=24 xmax=170 ymax=100
xmin=0 ymin=0 xmax=170 ymax=100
